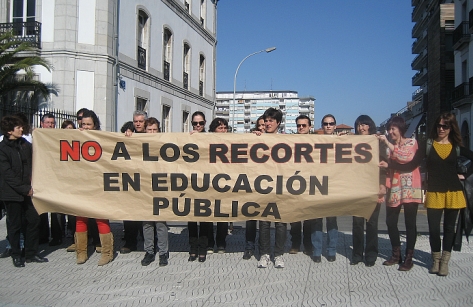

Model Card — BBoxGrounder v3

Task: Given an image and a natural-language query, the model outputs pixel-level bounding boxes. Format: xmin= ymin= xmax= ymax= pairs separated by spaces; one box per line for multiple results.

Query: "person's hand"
xmin=377 ymin=134 xmax=388 ymax=144
xmin=378 ymin=161 xmax=388 ymax=169
xmin=27 ymin=188 xmax=33 ymax=196
xmin=190 ymin=130 xmax=199 ymax=135
xmin=125 ymin=129 xmax=133 ymax=137
xmin=458 ymin=174 xmax=465 ymax=180
xmin=252 ymin=131 xmax=262 ymax=136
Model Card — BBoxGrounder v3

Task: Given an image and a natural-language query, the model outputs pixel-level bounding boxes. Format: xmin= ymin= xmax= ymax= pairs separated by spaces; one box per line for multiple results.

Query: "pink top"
xmin=386 ymin=138 xmax=423 ymax=207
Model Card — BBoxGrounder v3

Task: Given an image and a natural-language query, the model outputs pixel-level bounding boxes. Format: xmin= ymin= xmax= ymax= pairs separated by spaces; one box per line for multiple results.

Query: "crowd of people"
xmin=0 ymin=107 xmax=471 ymax=277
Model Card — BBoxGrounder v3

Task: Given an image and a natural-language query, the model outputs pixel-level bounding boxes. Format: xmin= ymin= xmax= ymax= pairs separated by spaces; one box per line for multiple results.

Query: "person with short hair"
xmin=61 ymin=120 xmax=76 ymax=129
xmin=187 ymin=111 xmax=212 ymax=262
xmin=121 ymin=110 xmax=149 ymax=254
xmin=378 ymin=116 xmax=422 ymax=271
xmin=311 ymin=114 xmax=339 ymax=263
xmin=289 ymin=115 xmax=313 ymax=256
xmin=257 ymin=108 xmax=287 ymax=269
xmin=38 ymin=113 xmax=65 ymax=247
xmin=0 ymin=115 xmax=48 ymax=267
xmin=141 ymin=117 xmax=170 ymax=267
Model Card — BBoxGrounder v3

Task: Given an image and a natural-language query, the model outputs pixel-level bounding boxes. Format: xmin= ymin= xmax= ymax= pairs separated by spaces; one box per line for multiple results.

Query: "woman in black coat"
xmin=0 ymin=115 xmax=48 ymax=267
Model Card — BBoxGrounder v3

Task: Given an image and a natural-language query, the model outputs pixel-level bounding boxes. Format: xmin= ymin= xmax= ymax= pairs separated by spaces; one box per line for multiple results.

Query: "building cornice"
xmin=162 ymin=0 xmax=216 ymax=45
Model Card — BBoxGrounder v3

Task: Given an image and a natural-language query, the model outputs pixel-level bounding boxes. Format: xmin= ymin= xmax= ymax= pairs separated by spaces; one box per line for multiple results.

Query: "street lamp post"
xmin=232 ymin=47 xmax=276 ymax=132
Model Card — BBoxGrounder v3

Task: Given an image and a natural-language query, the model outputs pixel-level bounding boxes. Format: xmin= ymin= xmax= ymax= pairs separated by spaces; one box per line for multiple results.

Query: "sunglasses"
xmin=297 ymin=124 xmax=308 ymax=128
xmin=437 ymin=124 xmax=450 ymax=130
xmin=192 ymin=121 xmax=205 ymax=126
xmin=323 ymin=122 xmax=335 ymax=126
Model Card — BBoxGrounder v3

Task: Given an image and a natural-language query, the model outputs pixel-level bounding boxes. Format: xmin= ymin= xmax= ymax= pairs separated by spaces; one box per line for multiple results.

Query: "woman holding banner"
xmin=378 ymin=116 xmax=422 ymax=271
xmin=188 ymin=111 xmax=212 ymax=262
xmin=207 ymin=118 xmax=230 ymax=254
xmin=351 ymin=115 xmax=387 ymax=267
xmin=74 ymin=110 xmax=114 ymax=266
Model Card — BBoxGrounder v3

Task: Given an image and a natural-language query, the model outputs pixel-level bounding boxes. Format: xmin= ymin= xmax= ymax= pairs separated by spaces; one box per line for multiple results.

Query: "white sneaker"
xmin=274 ymin=256 xmax=285 ymax=268
xmin=257 ymin=254 xmax=270 ymax=268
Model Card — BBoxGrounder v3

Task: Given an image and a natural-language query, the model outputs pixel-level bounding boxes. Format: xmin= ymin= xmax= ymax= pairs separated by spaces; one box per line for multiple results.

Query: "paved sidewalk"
xmin=0 ymin=215 xmax=472 ymax=307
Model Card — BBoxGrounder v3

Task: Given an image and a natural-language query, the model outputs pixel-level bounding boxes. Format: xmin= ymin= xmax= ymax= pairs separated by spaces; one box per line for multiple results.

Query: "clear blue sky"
xmin=216 ymin=1 xmax=414 ymax=128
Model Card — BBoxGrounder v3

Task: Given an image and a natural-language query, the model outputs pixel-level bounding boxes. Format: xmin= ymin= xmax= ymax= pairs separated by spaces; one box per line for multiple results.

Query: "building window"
xmin=185 ymin=0 xmax=191 ymax=13
xmin=163 ymin=28 xmax=172 ymax=81
xmin=162 ymin=105 xmax=171 ymax=132
xmin=183 ymin=43 xmax=190 ymax=90
xmin=11 ymin=0 xmax=36 ymax=36
xmin=136 ymin=98 xmax=148 ymax=112
xmin=199 ymin=54 xmax=205 ymax=96
xmin=200 ymin=0 xmax=206 ymax=27
xmin=182 ymin=111 xmax=190 ymax=132
xmin=137 ymin=10 xmax=149 ymax=70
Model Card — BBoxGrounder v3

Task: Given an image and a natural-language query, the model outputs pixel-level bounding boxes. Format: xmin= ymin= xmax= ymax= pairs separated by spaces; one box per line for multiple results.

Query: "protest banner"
xmin=32 ymin=129 xmax=379 ymax=222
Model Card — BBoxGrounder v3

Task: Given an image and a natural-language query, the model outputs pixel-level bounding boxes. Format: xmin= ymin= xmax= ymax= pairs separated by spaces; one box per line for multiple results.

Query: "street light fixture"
xmin=232 ymin=47 xmax=276 ymax=132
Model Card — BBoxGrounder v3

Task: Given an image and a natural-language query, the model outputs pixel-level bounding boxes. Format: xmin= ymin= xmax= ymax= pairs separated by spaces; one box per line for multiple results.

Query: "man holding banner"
xmin=257 ymin=108 xmax=287 ymax=269
xmin=311 ymin=114 xmax=339 ymax=263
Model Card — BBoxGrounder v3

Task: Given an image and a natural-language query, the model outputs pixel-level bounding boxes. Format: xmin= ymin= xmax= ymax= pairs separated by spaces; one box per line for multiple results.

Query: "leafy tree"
xmin=0 ymin=31 xmax=58 ymax=110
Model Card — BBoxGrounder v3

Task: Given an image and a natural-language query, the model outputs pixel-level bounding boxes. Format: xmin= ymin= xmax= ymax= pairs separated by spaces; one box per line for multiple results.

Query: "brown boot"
xmin=75 ymin=232 xmax=88 ymax=264
xmin=429 ymin=252 xmax=441 ymax=274
xmin=98 ymin=233 xmax=114 ymax=266
xmin=399 ymin=249 xmax=414 ymax=271
xmin=383 ymin=246 xmax=402 ymax=266
xmin=438 ymin=251 xmax=451 ymax=276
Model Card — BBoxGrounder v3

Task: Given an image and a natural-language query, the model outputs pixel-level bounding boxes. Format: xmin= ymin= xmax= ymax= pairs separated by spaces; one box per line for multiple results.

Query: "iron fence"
xmin=0 ymin=104 xmax=78 ymax=130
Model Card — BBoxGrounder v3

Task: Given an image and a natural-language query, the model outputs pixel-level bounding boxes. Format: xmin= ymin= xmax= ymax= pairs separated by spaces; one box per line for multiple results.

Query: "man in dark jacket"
xmin=0 ymin=115 xmax=48 ymax=267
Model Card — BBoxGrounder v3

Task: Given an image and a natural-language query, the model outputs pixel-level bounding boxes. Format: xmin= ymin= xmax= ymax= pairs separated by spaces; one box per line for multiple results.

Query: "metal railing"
xmin=453 ymin=21 xmax=470 ymax=49
xmin=138 ymin=46 xmax=146 ymax=70
xmin=163 ymin=60 xmax=170 ymax=81
xmin=0 ymin=21 xmax=41 ymax=49
xmin=0 ymin=105 xmax=78 ymax=129
xmin=183 ymin=71 xmax=188 ymax=89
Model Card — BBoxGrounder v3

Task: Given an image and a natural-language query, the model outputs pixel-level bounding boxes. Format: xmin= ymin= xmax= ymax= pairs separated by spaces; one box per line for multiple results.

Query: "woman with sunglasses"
xmin=378 ymin=116 xmax=422 ymax=271
xmin=188 ymin=111 xmax=212 ymax=262
xmin=74 ymin=110 xmax=114 ymax=266
xmin=387 ymin=112 xmax=473 ymax=276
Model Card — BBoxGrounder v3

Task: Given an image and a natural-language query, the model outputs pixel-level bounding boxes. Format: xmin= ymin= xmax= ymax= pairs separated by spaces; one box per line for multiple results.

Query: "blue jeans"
xmin=311 ymin=217 xmax=338 ymax=257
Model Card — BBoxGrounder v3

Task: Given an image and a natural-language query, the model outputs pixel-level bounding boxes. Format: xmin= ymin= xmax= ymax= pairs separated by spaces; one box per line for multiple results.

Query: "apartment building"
xmin=411 ymin=0 xmax=454 ymax=136
xmin=451 ymin=0 xmax=473 ymax=149
xmin=215 ymin=91 xmax=315 ymax=134
xmin=0 ymin=0 xmax=217 ymax=131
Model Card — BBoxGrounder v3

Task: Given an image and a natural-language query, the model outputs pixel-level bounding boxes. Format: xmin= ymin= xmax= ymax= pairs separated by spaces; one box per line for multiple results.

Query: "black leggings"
xmin=386 ymin=203 xmax=418 ymax=251
xmin=427 ymin=208 xmax=459 ymax=252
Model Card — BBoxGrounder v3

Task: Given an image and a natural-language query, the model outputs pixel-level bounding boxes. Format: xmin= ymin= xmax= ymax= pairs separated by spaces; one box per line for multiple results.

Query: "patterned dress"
xmin=386 ymin=138 xmax=423 ymax=207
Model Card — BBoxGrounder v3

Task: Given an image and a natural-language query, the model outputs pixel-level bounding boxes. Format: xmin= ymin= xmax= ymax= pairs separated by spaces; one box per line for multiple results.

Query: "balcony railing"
xmin=183 ymin=71 xmax=188 ymax=89
xmin=0 ymin=21 xmax=41 ymax=49
xmin=163 ymin=60 xmax=170 ymax=81
xmin=199 ymin=81 xmax=203 ymax=96
xmin=451 ymin=82 xmax=469 ymax=102
xmin=137 ymin=46 xmax=146 ymax=70
xmin=469 ymin=77 xmax=473 ymax=96
xmin=470 ymin=9 xmax=473 ymax=33
xmin=453 ymin=21 xmax=470 ymax=50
